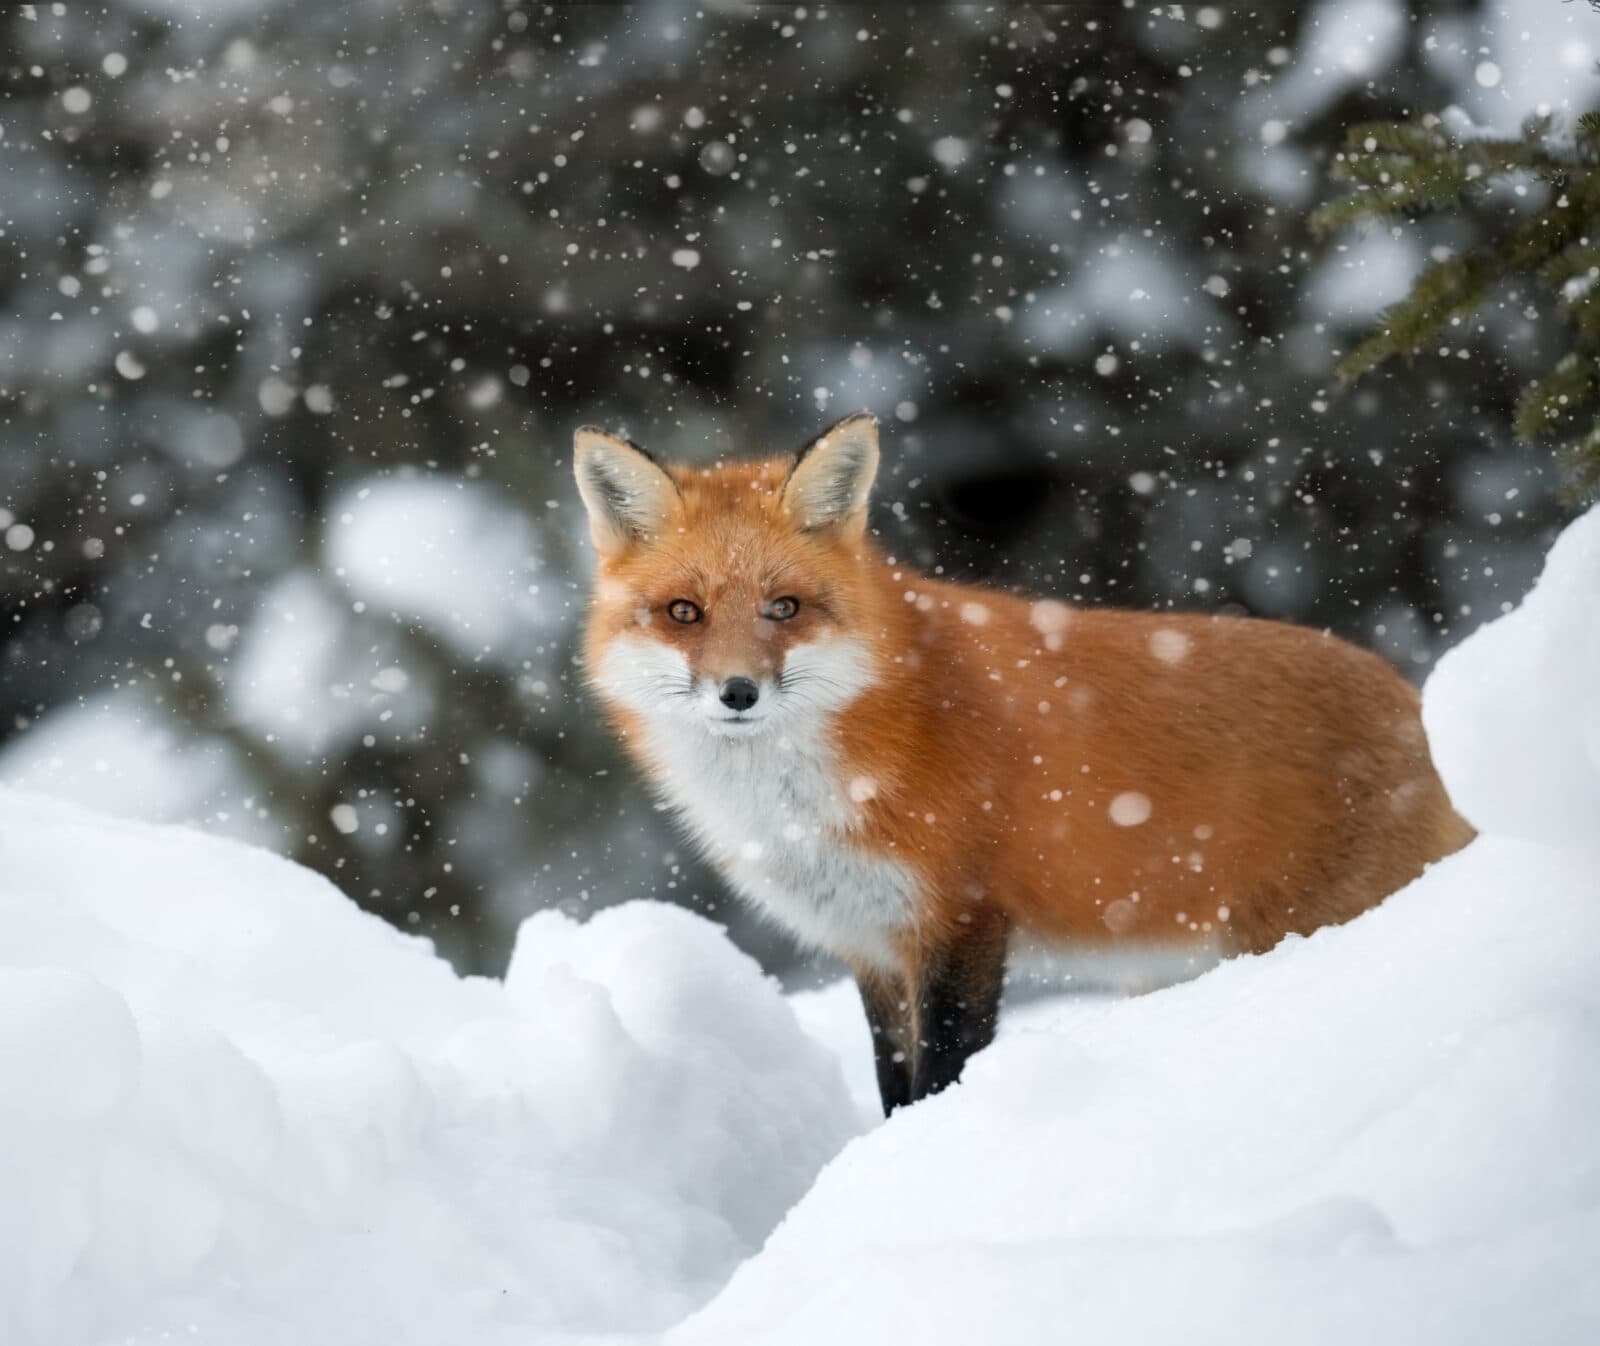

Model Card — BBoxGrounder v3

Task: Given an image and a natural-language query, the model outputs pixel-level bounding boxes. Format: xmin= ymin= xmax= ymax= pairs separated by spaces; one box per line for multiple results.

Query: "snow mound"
xmin=0 ymin=793 xmax=859 ymax=1346
xmin=675 ymin=507 xmax=1600 ymax=1346
xmin=1424 ymin=506 xmax=1600 ymax=845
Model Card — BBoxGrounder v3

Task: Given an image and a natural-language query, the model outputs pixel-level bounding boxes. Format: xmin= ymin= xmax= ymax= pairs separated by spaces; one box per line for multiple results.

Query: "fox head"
xmin=575 ymin=413 xmax=883 ymax=740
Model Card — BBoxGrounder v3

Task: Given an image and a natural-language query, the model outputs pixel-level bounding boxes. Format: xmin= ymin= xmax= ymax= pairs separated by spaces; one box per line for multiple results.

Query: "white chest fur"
xmin=637 ymin=720 xmax=917 ymax=968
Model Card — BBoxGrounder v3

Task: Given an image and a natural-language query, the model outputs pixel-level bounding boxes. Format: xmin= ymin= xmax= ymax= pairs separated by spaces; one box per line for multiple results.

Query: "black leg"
xmin=856 ymin=971 xmax=913 ymax=1116
xmin=909 ymin=916 xmax=1009 ymax=1104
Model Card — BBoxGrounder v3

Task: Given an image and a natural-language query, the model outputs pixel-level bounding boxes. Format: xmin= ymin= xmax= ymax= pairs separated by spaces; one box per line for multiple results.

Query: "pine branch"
xmin=1321 ymin=104 xmax=1600 ymax=499
xmin=1539 ymin=239 xmax=1600 ymax=290
xmin=1560 ymin=420 xmax=1600 ymax=497
xmin=1336 ymin=255 xmax=1500 ymax=380
xmin=1313 ymin=114 xmax=1582 ymax=236
xmin=1515 ymin=352 xmax=1600 ymax=439
xmin=1501 ymin=180 xmax=1590 ymax=271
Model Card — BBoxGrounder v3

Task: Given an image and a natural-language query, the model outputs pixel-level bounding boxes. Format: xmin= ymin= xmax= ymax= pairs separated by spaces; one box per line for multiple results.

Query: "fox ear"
xmin=573 ymin=427 xmax=679 ymax=555
xmin=782 ymin=412 xmax=879 ymax=539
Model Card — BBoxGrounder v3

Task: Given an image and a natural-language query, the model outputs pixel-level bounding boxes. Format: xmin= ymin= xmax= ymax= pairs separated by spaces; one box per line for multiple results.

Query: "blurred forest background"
xmin=1 ymin=0 xmax=1592 ymax=978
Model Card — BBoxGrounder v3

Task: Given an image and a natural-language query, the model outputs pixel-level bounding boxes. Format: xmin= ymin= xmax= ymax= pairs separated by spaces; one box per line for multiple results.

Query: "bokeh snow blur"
xmin=1 ymin=1 xmax=1594 ymax=974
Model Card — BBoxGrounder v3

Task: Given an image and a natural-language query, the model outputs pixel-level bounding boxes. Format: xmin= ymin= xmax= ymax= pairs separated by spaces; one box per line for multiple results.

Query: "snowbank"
xmin=0 ymin=796 xmax=859 ymax=1346
xmin=677 ymin=838 xmax=1600 ymax=1346
xmin=674 ymin=508 xmax=1600 ymax=1346
xmin=1424 ymin=506 xmax=1600 ymax=847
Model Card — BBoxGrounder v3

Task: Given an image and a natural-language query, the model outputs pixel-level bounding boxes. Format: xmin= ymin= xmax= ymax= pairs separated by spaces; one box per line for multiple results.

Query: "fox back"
xmin=575 ymin=413 xmax=1473 ymax=1110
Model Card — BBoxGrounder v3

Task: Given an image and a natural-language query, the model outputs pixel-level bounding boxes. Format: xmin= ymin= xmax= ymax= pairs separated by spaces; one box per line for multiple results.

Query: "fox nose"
xmin=719 ymin=677 xmax=760 ymax=713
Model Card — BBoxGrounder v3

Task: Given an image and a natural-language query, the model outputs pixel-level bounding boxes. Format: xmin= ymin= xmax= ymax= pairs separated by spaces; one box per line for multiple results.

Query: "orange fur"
xmin=577 ymin=417 xmax=1473 ymax=1108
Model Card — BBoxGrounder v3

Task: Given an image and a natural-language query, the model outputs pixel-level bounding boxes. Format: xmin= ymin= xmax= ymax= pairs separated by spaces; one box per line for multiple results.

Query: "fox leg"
xmin=855 ymin=969 xmax=914 ymax=1115
xmin=908 ymin=909 xmax=1010 ymax=1104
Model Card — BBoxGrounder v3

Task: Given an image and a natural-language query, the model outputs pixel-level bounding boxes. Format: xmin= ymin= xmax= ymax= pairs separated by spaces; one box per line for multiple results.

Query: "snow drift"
xmin=1424 ymin=504 xmax=1600 ymax=846
xmin=2 ymin=507 xmax=1597 ymax=1346
xmin=0 ymin=804 xmax=859 ymax=1345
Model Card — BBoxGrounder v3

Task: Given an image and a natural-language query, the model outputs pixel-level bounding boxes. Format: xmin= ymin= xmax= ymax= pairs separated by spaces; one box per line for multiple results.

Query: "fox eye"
xmin=667 ymin=599 xmax=702 ymax=625
xmin=767 ymin=596 xmax=801 ymax=621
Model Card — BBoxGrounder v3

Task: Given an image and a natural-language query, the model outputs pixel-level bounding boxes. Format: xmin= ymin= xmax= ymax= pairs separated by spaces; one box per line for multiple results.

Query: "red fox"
xmin=575 ymin=413 xmax=1474 ymax=1113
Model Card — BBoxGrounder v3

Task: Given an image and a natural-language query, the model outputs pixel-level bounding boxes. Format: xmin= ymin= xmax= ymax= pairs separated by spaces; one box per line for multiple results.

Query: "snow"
xmin=1018 ymin=244 xmax=1229 ymax=356
xmin=1450 ymin=3 xmax=1600 ymax=133
xmin=0 ymin=691 xmax=268 ymax=845
xmin=229 ymin=569 xmax=373 ymax=759
xmin=1234 ymin=0 xmax=1407 ymax=135
xmin=325 ymin=476 xmax=552 ymax=657
xmin=1303 ymin=228 xmax=1426 ymax=324
xmin=0 ymin=800 xmax=859 ymax=1345
xmin=4 ymin=505 xmax=1599 ymax=1344
xmin=1424 ymin=505 xmax=1600 ymax=846
xmin=1244 ymin=0 xmax=1597 ymax=143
